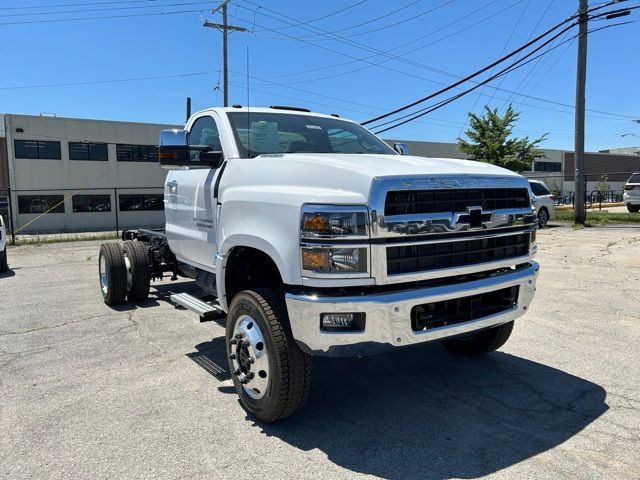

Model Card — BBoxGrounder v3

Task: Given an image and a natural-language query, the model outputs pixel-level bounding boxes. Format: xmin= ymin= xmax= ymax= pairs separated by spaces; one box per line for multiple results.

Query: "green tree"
xmin=457 ymin=104 xmax=548 ymax=172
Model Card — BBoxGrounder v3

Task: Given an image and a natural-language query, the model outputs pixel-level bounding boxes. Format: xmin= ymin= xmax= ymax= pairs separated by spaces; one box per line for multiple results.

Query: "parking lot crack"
xmin=0 ymin=313 xmax=118 ymax=337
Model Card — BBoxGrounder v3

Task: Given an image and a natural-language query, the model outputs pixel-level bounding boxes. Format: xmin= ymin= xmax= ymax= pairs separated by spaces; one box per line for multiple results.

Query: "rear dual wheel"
xmin=0 ymin=247 xmax=8 ymax=273
xmin=98 ymin=241 xmax=150 ymax=305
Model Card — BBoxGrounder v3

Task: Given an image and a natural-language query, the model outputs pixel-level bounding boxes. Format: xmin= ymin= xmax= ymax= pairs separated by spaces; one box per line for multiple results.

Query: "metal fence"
xmin=0 ymin=187 xmax=164 ymax=245
xmin=525 ymin=171 xmax=633 ymax=214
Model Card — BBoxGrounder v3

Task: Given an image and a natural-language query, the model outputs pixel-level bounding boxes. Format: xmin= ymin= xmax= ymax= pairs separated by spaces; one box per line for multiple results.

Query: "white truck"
xmin=98 ymin=106 xmax=539 ymax=422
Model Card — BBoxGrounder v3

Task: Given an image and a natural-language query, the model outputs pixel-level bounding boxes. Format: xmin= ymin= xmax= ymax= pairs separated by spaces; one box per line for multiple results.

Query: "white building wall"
xmin=4 ymin=114 xmax=178 ymax=233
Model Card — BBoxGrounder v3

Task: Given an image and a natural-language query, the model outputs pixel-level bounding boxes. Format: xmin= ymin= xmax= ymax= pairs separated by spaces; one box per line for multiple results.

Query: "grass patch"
xmin=556 ymin=209 xmax=640 ymax=225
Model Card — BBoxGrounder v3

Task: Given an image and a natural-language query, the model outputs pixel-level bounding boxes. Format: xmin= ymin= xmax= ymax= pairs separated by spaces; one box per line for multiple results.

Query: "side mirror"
xmin=158 ymin=129 xmax=223 ymax=169
xmin=393 ymin=142 xmax=409 ymax=155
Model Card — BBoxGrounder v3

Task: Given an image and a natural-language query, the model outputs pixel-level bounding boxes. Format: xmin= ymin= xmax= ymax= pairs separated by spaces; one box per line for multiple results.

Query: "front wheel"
xmin=627 ymin=204 xmax=640 ymax=213
xmin=226 ymin=289 xmax=311 ymax=423
xmin=441 ymin=321 xmax=514 ymax=356
xmin=538 ymin=207 xmax=549 ymax=228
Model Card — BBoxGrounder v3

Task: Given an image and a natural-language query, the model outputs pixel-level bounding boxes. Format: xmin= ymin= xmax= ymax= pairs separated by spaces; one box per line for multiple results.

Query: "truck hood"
xmin=221 ymin=153 xmax=526 ymax=205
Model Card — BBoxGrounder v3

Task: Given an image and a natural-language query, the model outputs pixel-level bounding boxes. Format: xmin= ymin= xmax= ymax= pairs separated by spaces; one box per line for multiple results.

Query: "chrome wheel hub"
xmin=99 ymin=255 xmax=108 ymax=294
xmin=123 ymin=253 xmax=132 ymax=290
xmin=230 ymin=315 xmax=269 ymax=399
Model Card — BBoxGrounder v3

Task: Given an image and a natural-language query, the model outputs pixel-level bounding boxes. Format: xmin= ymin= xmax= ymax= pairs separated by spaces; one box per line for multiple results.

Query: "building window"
xmin=116 ymin=144 xmax=158 ymax=163
xmin=14 ymin=140 xmax=62 ymax=160
xmin=17 ymin=195 xmax=65 ymax=214
xmin=72 ymin=194 xmax=111 ymax=212
xmin=69 ymin=142 xmax=109 ymax=161
xmin=119 ymin=194 xmax=164 ymax=211
xmin=534 ymin=161 xmax=561 ymax=172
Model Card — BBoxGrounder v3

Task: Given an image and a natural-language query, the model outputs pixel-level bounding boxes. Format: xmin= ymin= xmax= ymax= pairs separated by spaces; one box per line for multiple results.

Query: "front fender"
xmin=215 ymin=200 xmax=302 ymax=310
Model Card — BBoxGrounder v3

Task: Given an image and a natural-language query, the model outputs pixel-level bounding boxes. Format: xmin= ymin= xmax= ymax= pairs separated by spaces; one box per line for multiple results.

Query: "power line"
xmin=0 ymin=5 xmax=215 ymax=25
xmin=241 ymin=0 xmax=636 ymax=122
xmin=255 ymin=0 xmax=422 ymax=37
xmin=363 ymin=3 xmax=639 ymax=127
xmin=371 ymin=13 xmax=638 ymax=135
xmin=457 ymin=0 xmax=533 ymax=138
xmin=268 ymin=0 xmax=504 ymax=80
xmin=497 ymin=0 xmax=556 ymax=108
xmin=0 ymin=0 xmax=162 ymax=10
xmin=234 ymin=0 xmax=459 ymax=80
xmin=371 ymin=30 xmax=585 ymax=134
xmin=0 ymin=71 xmax=216 ymax=90
xmin=362 ymin=13 xmax=581 ymax=126
xmin=0 ymin=1 xmax=219 ymax=18
xmin=257 ymin=0 xmax=368 ymax=33
xmin=270 ymin=0 xmax=457 ymax=41
xmin=238 ymin=2 xmax=634 ymax=119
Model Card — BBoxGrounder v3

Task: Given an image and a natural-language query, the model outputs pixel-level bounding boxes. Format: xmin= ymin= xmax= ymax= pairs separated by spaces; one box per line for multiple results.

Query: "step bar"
xmin=170 ymin=292 xmax=226 ymax=322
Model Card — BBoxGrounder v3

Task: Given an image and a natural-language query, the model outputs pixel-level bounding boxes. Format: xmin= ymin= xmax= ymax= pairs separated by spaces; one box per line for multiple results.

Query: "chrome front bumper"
xmin=285 ymin=261 xmax=539 ymax=356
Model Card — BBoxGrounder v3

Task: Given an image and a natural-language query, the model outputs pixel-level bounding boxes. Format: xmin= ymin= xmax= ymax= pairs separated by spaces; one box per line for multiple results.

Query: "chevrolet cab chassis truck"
xmin=98 ymin=106 xmax=539 ymax=422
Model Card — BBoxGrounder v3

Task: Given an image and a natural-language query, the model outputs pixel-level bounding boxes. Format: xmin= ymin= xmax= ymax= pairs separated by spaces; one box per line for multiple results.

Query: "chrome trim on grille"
xmin=378 ymin=208 xmax=535 ymax=238
xmin=366 ymin=174 xmax=536 ymax=285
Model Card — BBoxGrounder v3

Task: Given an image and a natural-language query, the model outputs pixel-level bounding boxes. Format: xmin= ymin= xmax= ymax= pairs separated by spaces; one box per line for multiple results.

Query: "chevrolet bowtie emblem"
xmin=456 ymin=207 xmax=493 ymax=229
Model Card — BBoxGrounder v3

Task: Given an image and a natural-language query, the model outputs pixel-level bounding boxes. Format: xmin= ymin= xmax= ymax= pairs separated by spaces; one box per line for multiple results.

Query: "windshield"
xmin=628 ymin=174 xmax=640 ymax=184
xmin=227 ymin=112 xmax=396 ymax=158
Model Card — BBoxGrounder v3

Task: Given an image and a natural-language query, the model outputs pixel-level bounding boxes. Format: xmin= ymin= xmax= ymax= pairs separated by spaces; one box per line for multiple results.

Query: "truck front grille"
xmin=384 ymin=188 xmax=530 ymax=216
xmin=411 ymin=285 xmax=519 ymax=331
xmin=386 ymin=233 xmax=530 ymax=275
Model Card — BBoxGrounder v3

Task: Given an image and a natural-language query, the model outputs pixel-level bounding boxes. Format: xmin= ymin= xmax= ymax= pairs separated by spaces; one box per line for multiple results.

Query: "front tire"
xmin=99 ymin=243 xmax=127 ymax=305
xmin=226 ymin=289 xmax=311 ymax=423
xmin=627 ymin=204 xmax=639 ymax=213
xmin=441 ymin=321 xmax=514 ymax=356
xmin=538 ymin=207 xmax=549 ymax=228
xmin=0 ymin=247 xmax=7 ymax=273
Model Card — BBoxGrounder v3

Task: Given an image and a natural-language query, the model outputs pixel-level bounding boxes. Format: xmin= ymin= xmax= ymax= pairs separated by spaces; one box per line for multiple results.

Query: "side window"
xmin=189 ymin=116 xmax=221 ymax=150
xmin=189 ymin=116 xmax=222 ymax=162
xmin=530 ymin=183 xmax=550 ymax=196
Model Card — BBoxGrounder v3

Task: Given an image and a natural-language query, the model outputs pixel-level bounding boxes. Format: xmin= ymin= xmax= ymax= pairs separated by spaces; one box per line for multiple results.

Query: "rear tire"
xmin=0 ymin=247 xmax=7 ymax=273
xmin=627 ymin=204 xmax=639 ymax=213
xmin=99 ymin=243 xmax=127 ymax=305
xmin=123 ymin=240 xmax=150 ymax=302
xmin=226 ymin=289 xmax=311 ymax=423
xmin=441 ymin=321 xmax=514 ymax=356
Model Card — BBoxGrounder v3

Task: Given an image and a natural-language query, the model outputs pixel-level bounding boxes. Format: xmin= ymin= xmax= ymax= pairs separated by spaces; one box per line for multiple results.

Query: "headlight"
xmin=300 ymin=205 xmax=370 ymax=278
xmin=302 ymin=246 xmax=368 ymax=273
xmin=300 ymin=205 xmax=369 ymax=239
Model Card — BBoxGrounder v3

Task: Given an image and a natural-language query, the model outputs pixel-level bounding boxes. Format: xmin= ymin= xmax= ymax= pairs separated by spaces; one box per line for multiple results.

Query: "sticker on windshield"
xmin=305 ymin=124 xmax=322 ymax=130
xmin=249 ymin=121 xmax=278 ymax=152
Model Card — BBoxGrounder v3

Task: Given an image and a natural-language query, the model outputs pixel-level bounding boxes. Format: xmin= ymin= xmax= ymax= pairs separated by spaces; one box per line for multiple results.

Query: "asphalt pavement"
xmin=0 ymin=225 xmax=638 ymax=480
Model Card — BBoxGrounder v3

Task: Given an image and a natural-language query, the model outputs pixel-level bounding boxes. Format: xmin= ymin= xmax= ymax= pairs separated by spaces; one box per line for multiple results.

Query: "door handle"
xmin=167 ymin=180 xmax=178 ymax=194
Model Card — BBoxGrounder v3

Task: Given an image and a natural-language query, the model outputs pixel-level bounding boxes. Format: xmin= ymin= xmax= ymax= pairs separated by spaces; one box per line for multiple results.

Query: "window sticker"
xmin=305 ymin=124 xmax=322 ymax=130
xmin=249 ymin=121 xmax=278 ymax=152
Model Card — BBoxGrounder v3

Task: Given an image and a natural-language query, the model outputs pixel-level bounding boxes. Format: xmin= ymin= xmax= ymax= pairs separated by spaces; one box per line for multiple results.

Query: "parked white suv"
xmin=0 ymin=215 xmax=7 ymax=273
xmin=623 ymin=173 xmax=640 ymax=213
xmin=529 ymin=180 xmax=556 ymax=227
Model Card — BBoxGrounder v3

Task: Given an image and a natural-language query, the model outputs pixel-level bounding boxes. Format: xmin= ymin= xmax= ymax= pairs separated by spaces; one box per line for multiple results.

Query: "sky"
xmin=0 ymin=0 xmax=638 ymax=152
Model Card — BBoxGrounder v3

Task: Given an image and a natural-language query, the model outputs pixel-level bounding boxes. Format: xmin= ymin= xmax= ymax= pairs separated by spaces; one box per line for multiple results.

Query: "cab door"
xmin=165 ymin=114 xmax=225 ymax=270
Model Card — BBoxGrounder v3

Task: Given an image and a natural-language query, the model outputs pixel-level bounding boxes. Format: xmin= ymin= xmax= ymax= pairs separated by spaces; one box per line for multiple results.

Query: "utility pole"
xmin=203 ymin=1 xmax=247 ymax=107
xmin=574 ymin=0 xmax=588 ymax=225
